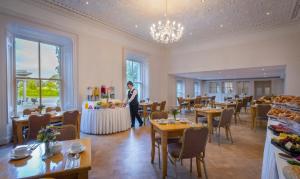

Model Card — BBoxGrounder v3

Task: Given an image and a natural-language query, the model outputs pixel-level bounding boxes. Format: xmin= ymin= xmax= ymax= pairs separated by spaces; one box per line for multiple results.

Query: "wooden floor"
xmin=0 ymin=111 xmax=266 ymax=179
xmin=82 ymin=111 xmax=266 ymax=179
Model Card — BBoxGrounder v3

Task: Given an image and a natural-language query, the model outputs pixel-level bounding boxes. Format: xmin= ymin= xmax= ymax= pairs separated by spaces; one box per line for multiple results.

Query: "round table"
xmin=81 ymin=106 xmax=131 ymax=135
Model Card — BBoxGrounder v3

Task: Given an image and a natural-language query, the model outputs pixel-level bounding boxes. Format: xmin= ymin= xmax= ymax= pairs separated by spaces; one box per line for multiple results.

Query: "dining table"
xmin=12 ymin=111 xmax=81 ymax=144
xmin=194 ymin=108 xmax=223 ymax=142
xmin=2 ymin=138 xmax=91 ymax=179
xmin=150 ymin=119 xmax=203 ymax=179
xmin=183 ymin=97 xmax=196 ymax=110
xmin=139 ymin=102 xmax=153 ymax=123
xmin=215 ymin=102 xmax=236 ymax=109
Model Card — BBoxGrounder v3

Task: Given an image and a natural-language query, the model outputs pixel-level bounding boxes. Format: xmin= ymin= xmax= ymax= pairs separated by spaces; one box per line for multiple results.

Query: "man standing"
xmin=124 ymin=81 xmax=143 ymax=127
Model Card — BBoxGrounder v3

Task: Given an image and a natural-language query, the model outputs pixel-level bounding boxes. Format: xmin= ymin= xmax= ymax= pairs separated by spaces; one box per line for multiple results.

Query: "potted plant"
xmin=37 ymin=126 xmax=60 ymax=160
xmin=171 ymin=108 xmax=180 ymax=120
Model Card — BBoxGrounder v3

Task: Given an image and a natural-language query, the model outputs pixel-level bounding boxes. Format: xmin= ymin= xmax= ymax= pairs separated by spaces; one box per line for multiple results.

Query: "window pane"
xmin=134 ymin=83 xmax=142 ymax=101
xmin=15 ymin=38 xmax=39 ymax=78
xmin=132 ymin=61 xmax=141 ymax=82
xmin=41 ymin=80 xmax=61 ymax=108
xmin=40 ymin=43 xmax=61 ymax=79
xmin=16 ymin=79 xmax=40 ymax=114
xmin=176 ymin=80 xmax=185 ymax=97
xmin=126 ymin=60 xmax=134 ymax=82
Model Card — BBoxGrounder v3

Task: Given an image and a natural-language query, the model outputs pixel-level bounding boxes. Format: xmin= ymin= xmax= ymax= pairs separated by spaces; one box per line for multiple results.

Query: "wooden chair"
xmin=23 ymin=108 xmax=40 ymax=116
xmin=254 ymin=104 xmax=271 ymax=131
xmin=194 ymin=97 xmax=201 ymax=105
xmin=46 ymin=106 xmax=61 ymax=113
xmin=209 ymin=96 xmax=216 ymax=107
xmin=168 ymin=127 xmax=209 ymax=178
xmin=63 ymin=110 xmax=79 ymax=126
xmin=234 ymin=102 xmax=243 ymax=124
xmin=177 ymin=97 xmax=188 ymax=111
xmin=241 ymin=97 xmax=248 ymax=112
xmin=150 ymin=102 xmax=159 ymax=112
xmin=212 ymin=108 xmax=234 ymax=145
xmin=56 ymin=125 xmax=77 ymax=141
xmin=26 ymin=114 xmax=51 ymax=141
xmin=159 ymin=101 xmax=166 ymax=111
xmin=151 ymin=111 xmax=179 ymax=168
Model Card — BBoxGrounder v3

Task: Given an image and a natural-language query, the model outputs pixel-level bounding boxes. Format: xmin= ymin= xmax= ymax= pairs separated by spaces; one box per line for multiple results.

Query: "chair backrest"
xmin=248 ymin=96 xmax=253 ymax=103
xmin=56 ymin=125 xmax=77 ymax=141
xmin=218 ymin=108 xmax=234 ymax=128
xmin=194 ymin=97 xmax=201 ymax=104
xmin=28 ymin=114 xmax=51 ymax=140
xmin=234 ymin=95 xmax=239 ymax=99
xmin=179 ymin=127 xmax=209 ymax=159
xmin=235 ymin=102 xmax=243 ymax=113
xmin=256 ymin=104 xmax=271 ymax=119
xmin=46 ymin=106 xmax=61 ymax=113
xmin=140 ymin=99 xmax=145 ymax=103
xmin=241 ymin=97 xmax=248 ymax=107
xmin=177 ymin=97 xmax=184 ymax=104
xmin=151 ymin=102 xmax=159 ymax=112
xmin=63 ymin=110 xmax=79 ymax=126
xmin=210 ymin=96 xmax=216 ymax=101
xmin=194 ymin=104 xmax=202 ymax=109
xmin=151 ymin=111 xmax=168 ymax=120
xmin=160 ymin=101 xmax=166 ymax=111
xmin=23 ymin=108 xmax=39 ymax=116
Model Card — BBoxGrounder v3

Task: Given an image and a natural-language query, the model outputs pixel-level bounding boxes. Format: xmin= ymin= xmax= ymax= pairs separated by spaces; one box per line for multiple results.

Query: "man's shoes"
xmin=139 ymin=122 xmax=143 ymax=127
xmin=131 ymin=125 xmax=135 ymax=128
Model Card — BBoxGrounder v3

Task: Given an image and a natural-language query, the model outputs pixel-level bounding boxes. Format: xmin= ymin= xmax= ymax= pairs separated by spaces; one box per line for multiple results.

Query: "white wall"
xmin=168 ymin=23 xmax=300 ymax=96
xmin=0 ymin=0 xmax=168 ymax=144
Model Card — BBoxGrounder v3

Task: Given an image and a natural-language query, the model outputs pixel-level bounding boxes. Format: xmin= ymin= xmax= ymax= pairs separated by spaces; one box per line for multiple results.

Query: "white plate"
xmin=10 ymin=150 xmax=31 ymax=160
xmin=68 ymin=145 xmax=85 ymax=154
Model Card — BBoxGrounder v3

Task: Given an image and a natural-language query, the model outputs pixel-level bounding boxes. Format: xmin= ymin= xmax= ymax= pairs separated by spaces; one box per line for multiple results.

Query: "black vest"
xmin=128 ymin=89 xmax=138 ymax=106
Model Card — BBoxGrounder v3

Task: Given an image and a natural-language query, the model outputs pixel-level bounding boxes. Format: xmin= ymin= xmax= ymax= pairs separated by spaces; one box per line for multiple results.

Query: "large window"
xmin=208 ymin=81 xmax=218 ymax=94
xmin=126 ymin=60 xmax=143 ymax=101
xmin=15 ymin=37 xmax=61 ymax=113
xmin=194 ymin=81 xmax=201 ymax=97
xmin=222 ymin=81 xmax=233 ymax=94
xmin=237 ymin=81 xmax=250 ymax=95
xmin=176 ymin=80 xmax=185 ymax=98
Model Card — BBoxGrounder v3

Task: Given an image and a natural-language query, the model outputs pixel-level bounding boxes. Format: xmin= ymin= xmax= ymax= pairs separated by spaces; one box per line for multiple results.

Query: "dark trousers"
xmin=129 ymin=104 xmax=143 ymax=127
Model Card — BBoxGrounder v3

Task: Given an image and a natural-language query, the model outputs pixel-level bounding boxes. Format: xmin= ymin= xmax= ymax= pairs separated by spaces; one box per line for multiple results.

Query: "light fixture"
xmin=85 ymin=1 xmax=89 ymax=5
xmin=150 ymin=0 xmax=184 ymax=44
xmin=135 ymin=24 xmax=138 ymax=28
xmin=266 ymin=12 xmax=271 ymax=16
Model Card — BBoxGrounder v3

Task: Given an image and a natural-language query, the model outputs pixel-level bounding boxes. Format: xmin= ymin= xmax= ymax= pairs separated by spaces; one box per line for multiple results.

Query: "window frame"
xmin=222 ymin=81 xmax=234 ymax=94
xmin=176 ymin=80 xmax=185 ymax=98
xmin=194 ymin=81 xmax=201 ymax=97
xmin=237 ymin=81 xmax=250 ymax=95
xmin=208 ymin=81 xmax=218 ymax=94
xmin=13 ymin=36 xmax=63 ymax=113
xmin=125 ymin=59 xmax=144 ymax=100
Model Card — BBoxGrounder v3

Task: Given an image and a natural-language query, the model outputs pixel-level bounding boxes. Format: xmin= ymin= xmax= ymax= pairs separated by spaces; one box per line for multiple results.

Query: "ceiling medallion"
xmin=150 ymin=0 xmax=184 ymax=44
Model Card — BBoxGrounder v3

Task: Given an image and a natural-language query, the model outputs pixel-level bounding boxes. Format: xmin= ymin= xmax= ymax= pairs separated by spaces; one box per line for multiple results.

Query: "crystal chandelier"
xmin=150 ymin=0 xmax=184 ymax=44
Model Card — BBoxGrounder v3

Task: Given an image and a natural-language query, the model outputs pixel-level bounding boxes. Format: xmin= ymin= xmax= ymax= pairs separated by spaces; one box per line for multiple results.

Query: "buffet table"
xmin=81 ymin=102 xmax=131 ymax=135
xmin=261 ymin=119 xmax=291 ymax=179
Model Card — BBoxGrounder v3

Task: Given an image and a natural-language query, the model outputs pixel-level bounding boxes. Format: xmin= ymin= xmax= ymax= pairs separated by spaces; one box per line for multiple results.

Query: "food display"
xmin=283 ymin=165 xmax=300 ymax=179
xmin=272 ymin=133 xmax=300 ymax=157
xmin=268 ymin=124 xmax=293 ymax=135
xmin=273 ymin=96 xmax=297 ymax=104
xmin=268 ymin=108 xmax=300 ymax=122
xmin=84 ymin=99 xmax=123 ymax=110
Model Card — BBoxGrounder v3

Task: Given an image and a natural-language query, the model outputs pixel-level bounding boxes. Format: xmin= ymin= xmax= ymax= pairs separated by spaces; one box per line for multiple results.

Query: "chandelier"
xmin=150 ymin=0 xmax=184 ymax=44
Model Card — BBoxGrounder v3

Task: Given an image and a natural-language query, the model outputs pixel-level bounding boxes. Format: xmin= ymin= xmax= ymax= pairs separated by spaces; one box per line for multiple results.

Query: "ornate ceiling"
xmin=35 ymin=0 xmax=300 ymax=43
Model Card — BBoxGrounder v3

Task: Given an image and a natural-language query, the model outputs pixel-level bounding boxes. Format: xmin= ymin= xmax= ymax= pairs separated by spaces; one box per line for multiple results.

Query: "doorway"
xmin=254 ymin=80 xmax=272 ymax=99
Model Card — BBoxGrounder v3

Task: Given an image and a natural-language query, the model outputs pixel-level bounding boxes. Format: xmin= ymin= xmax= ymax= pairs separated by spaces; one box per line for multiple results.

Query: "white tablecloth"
xmin=81 ymin=107 xmax=131 ymax=135
xmin=261 ymin=119 xmax=288 ymax=179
